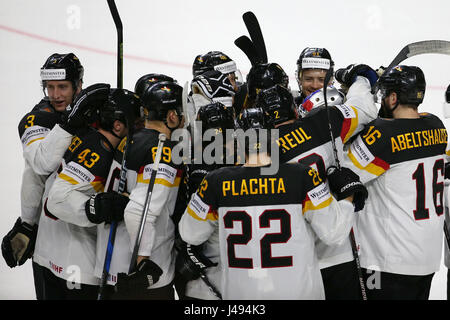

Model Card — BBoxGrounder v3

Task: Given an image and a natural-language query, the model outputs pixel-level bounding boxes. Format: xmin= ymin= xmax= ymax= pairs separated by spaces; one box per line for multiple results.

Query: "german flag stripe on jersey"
xmin=186 ymin=192 xmax=218 ymax=221
xmin=347 ymin=149 xmax=390 ymax=176
xmin=58 ymin=171 xmax=106 ymax=192
xmin=339 ymin=106 xmax=359 ymax=143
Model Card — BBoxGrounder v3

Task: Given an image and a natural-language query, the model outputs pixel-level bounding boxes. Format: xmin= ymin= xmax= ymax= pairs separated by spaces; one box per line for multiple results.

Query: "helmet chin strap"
xmin=380 ymin=97 xmax=399 ymax=118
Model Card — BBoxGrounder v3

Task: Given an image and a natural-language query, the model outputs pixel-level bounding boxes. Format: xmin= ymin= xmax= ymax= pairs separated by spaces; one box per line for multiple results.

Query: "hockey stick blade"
xmin=386 ymin=40 xmax=450 ymax=72
xmin=372 ymin=40 xmax=450 ymax=92
xmin=243 ymin=11 xmax=268 ymax=63
xmin=234 ymin=35 xmax=261 ymax=66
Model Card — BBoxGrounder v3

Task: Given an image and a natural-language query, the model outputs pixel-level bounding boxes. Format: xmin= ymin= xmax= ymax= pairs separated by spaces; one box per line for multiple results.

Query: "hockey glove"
xmin=1 ymin=218 xmax=38 ymax=268
xmin=445 ymin=162 xmax=450 ymax=180
xmin=61 ymin=83 xmax=111 ymax=134
xmin=335 ymin=64 xmax=378 ymax=88
xmin=175 ymin=241 xmax=217 ymax=281
xmin=85 ymin=191 xmax=129 ymax=224
xmin=327 ymin=166 xmax=368 ymax=212
xmin=114 ymin=259 xmax=163 ymax=296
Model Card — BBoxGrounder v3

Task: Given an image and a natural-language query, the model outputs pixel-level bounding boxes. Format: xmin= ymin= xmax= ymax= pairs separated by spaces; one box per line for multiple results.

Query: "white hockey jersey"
xmin=34 ymin=128 xmax=114 ymax=285
xmin=277 ymin=76 xmax=378 ymax=268
xmin=18 ymin=101 xmax=72 ymax=225
xmin=179 ymin=163 xmax=355 ymax=300
xmin=344 ymin=113 xmax=449 ymax=275
xmin=123 ymin=128 xmax=184 ymax=289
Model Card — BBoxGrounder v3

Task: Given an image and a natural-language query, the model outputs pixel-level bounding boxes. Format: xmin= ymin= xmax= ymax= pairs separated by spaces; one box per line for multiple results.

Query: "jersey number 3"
xmin=223 ymin=209 xmax=292 ymax=269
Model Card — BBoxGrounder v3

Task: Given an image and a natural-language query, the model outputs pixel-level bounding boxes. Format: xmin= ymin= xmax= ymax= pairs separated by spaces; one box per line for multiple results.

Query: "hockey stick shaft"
xmin=200 ymin=270 xmax=222 ymax=300
xmin=128 ymin=134 xmax=167 ymax=273
xmin=107 ymin=0 xmax=123 ymax=89
xmin=98 ymin=0 xmax=125 ymax=299
xmin=323 ymin=68 xmax=367 ymax=300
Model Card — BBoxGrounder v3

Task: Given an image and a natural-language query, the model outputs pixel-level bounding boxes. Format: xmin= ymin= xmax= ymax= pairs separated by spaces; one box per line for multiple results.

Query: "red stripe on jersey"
xmin=340 ymin=118 xmax=351 ymax=141
xmin=373 ymin=156 xmax=390 ymax=171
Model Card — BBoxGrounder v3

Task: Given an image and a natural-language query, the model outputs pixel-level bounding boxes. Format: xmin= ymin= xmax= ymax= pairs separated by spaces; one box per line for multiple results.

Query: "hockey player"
xmin=33 ymin=86 xmax=137 ymax=300
xmin=343 ymin=65 xmax=449 ymax=299
xmin=294 ymin=47 xmax=334 ymax=105
xmin=178 ymin=106 xmax=367 ymax=299
xmin=192 ymin=51 xmax=239 ymax=90
xmin=116 ymin=81 xmax=185 ymax=299
xmin=1 ymin=53 xmax=86 ymax=299
xmin=444 ymin=83 xmax=450 ymax=300
xmin=257 ymin=65 xmax=378 ymax=300
xmin=175 ymin=101 xmax=236 ymax=300
xmin=94 ymin=74 xmax=177 ymax=300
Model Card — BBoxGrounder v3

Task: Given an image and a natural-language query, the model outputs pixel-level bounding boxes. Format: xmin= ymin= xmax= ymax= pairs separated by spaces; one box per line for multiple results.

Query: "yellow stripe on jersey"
xmin=58 ymin=172 xmax=79 ymax=185
xmin=90 ymin=181 xmax=105 ymax=193
xmin=347 ymin=149 xmax=387 ymax=176
xmin=342 ymin=106 xmax=359 ymax=143
xmin=302 ymin=196 xmax=333 ymax=215
xmin=446 ymin=150 xmax=450 ymax=156
xmin=136 ymin=173 xmax=181 ymax=188
xmin=187 ymin=205 xmax=218 ymax=221
xmin=26 ymin=137 xmax=45 ymax=146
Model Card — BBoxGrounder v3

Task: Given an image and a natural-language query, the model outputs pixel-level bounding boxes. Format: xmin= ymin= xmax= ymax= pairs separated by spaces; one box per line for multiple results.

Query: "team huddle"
xmin=2 ymin=44 xmax=450 ymax=300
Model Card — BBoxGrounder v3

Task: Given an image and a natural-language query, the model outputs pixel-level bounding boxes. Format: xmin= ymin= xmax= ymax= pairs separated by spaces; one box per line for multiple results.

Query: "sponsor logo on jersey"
xmin=336 ymin=104 xmax=356 ymax=119
xmin=350 ymin=135 xmax=375 ymax=167
xmin=143 ymin=163 xmax=177 ymax=185
xmin=62 ymin=161 xmax=96 ymax=183
xmin=188 ymin=193 xmax=210 ymax=220
xmin=21 ymin=125 xmax=50 ymax=147
xmin=307 ymin=182 xmax=331 ymax=207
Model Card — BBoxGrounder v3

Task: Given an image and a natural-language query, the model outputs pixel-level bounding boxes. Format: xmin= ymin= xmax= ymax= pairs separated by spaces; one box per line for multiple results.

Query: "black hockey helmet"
xmin=236 ymin=107 xmax=272 ymax=131
xmin=134 ymin=73 xmax=176 ymax=98
xmin=197 ymin=102 xmax=235 ymax=132
xmin=378 ymin=65 xmax=426 ymax=106
xmin=40 ymin=53 xmax=84 ymax=89
xmin=246 ymin=63 xmax=289 ymax=100
xmin=192 ymin=51 xmax=237 ymax=77
xmin=296 ymin=47 xmax=333 ymax=84
xmin=140 ymin=81 xmax=183 ymax=121
xmin=256 ymin=85 xmax=297 ymax=126
xmin=296 ymin=47 xmax=333 ymax=72
xmin=99 ymin=88 xmax=141 ymax=132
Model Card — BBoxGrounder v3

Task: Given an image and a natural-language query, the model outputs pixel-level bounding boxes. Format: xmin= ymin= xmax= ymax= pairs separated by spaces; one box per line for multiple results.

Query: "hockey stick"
xmin=234 ymin=35 xmax=261 ymax=66
xmin=199 ymin=269 xmax=222 ymax=300
xmin=372 ymin=40 xmax=450 ymax=92
xmin=98 ymin=0 xmax=125 ymax=300
xmin=107 ymin=0 xmax=123 ymax=89
xmin=323 ymin=68 xmax=368 ymax=301
xmin=242 ymin=11 xmax=268 ymax=63
xmin=128 ymin=134 xmax=166 ymax=273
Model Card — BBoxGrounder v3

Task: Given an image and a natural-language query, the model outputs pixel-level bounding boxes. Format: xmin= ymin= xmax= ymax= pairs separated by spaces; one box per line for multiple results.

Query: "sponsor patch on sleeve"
xmin=307 ymin=182 xmax=331 ymax=207
xmin=336 ymin=104 xmax=356 ymax=119
xmin=143 ymin=163 xmax=177 ymax=185
xmin=21 ymin=125 xmax=50 ymax=148
xmin=350 ymin=135 xmax=375 ymax=167
xmin=188 ymin=192 xmax=210 ymax=220
xmin=61 ymin=161 xmax=95 ymax=184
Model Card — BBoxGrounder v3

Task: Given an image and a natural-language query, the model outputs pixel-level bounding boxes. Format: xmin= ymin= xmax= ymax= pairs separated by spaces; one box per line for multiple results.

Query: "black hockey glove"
xmin=61 ymin=83 xmax=111 ymax=134
xmin=445 ymin=162 xmax=450 ymax=180
xmin=1 ymin=217 xmax=38 ymax=268
xmin=85 ymin=191 xmax=129 ymax=224
xmin=335 ymin=64 xmax=378 ymax=88
xmin=327 ymin=166 xmax=368 ymax=212
xmin=114 ymin=259 xmax=163 ymax=296
xmin=175 ymin=241 xmax=217 ymax=281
